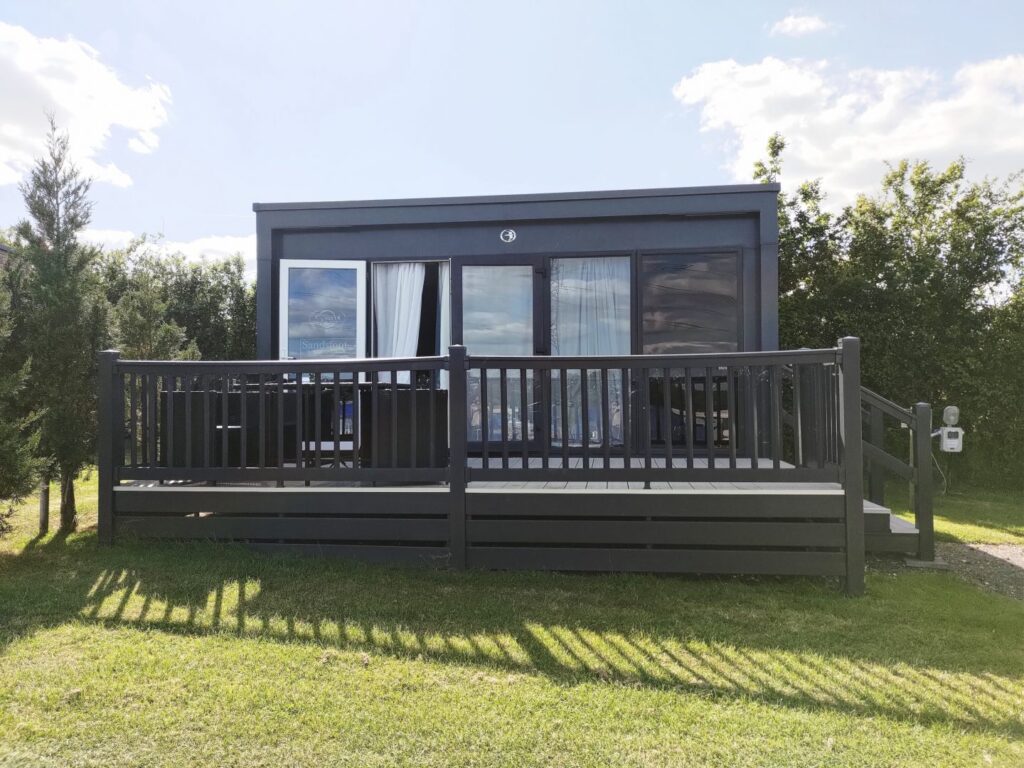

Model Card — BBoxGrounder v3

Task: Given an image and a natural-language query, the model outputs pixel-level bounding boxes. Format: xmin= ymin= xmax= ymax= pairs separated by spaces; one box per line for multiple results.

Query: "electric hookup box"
xmin=940 ymin=427 xmax=964 ymax=453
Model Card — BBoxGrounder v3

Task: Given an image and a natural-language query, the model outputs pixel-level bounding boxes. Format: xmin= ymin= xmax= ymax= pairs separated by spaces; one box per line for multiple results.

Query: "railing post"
xmin=912 ymin=402 xmax=935 ymax=561
xmin=97 ymin=349 xmax=120 ymax=546
xmin=447 ymin=345 xmax=468 ymax=569
xmin=867 ymin=405 xmax=886 ymax=505
xmin=838 ymin=337 xmax=864 ymax=596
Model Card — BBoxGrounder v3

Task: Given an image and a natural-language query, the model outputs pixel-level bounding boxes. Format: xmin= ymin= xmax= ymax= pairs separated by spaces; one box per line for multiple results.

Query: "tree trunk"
xmin=59 ymin=468 xmax=77 ymax=533
xmin=38 ymin=477 xmax=49 ymax=535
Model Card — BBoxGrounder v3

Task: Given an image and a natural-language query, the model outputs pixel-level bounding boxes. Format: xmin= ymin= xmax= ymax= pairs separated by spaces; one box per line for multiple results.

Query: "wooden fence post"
xmin=447 ymin=346 xmax=468 ymax=569
xmin=912 ymin=402 xmax=935 ymax=562
xmin=838 ymin=337 xmax=865 ymax=596
xmin=97 ymin=349 xmax=120 ymax=546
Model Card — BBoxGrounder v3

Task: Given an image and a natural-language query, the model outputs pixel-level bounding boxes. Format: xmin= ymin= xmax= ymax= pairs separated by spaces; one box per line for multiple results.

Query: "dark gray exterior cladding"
xmin=253 ymin=184 xmax=780 ymax=359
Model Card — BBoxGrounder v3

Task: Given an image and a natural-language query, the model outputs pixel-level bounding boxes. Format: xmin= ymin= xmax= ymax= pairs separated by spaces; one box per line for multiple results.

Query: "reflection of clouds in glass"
xmin=642 ymin=254 xmax=738 ymax=354
xmin=288 ymin=268 xmax=359 ymax=358
xmin=463 ymin=266 xmax=533 ymax=355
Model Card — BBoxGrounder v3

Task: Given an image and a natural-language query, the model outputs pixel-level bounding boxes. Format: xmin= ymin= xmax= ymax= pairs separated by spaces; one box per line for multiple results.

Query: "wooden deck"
xmin=97 ymin=341 xmax=938 ymax=593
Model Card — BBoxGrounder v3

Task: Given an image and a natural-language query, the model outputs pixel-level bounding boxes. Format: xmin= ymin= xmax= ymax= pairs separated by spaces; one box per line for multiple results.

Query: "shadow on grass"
xmin=1 ymin=532 xmax=1022 ymax=738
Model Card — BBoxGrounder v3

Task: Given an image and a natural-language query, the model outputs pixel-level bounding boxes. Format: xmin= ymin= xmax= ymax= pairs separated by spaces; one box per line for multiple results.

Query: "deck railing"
xmin=97 ymin=338 xmax=866 ymax=591
xmin=861 ymin=387 xmax=934 ymax=560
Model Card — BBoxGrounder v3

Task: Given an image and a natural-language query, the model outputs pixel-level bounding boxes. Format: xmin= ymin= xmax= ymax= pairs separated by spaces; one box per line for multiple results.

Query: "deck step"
xmin=864 ymin=500 xmax=920 ymax=554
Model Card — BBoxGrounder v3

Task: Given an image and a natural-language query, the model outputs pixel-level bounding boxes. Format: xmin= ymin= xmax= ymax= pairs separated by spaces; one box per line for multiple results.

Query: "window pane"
xmin=462 ymin=266 xmax=533 ymax=355
xmin=287 ymin=267 xmax=359 ymax=359
xmin=641 ymin=253 xmax=738 ymax=354
xmin=550 ymin=256 xmax=630 ymax=355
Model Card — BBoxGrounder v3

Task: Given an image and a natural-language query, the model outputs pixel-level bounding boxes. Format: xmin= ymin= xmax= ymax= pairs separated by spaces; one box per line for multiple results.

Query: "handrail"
xmin=861 ymin=386 xmax=914 ymax=426
xmin=860 ymin=386 xmax=934 ymax=561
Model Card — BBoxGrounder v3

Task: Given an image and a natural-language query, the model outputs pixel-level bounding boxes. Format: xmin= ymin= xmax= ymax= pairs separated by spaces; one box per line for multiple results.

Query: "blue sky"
xmin=1 ymin=1 xmax=1023 ymax=271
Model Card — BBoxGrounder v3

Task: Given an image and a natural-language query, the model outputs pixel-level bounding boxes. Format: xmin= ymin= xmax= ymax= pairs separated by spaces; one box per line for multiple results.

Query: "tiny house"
xmin=96 ymin=185 xmax=935 ymax=594
xmin=254 ymin=184 xmax=780 ymax=365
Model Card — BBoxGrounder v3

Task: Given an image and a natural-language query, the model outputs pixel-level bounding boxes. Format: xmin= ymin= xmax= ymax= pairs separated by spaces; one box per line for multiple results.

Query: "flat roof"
xmin=253 ymin=183 xmax=779 ymax=213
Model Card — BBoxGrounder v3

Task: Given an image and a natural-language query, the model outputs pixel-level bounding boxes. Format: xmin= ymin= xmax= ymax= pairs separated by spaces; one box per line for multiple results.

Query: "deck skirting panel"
xmin=467 ymin=548 xmax=846 ymax=576
xmin=465 ymin=489 xmax=844 ymax=520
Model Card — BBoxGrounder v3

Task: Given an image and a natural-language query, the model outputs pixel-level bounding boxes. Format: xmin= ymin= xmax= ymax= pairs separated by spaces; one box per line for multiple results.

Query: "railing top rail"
xmin=467 ymin=347 xmax=840 ymax=369
xmin=860 ymin=386 xmax=914 ymax=426
xmin=115 ymin=355 xmax=448 ymax=375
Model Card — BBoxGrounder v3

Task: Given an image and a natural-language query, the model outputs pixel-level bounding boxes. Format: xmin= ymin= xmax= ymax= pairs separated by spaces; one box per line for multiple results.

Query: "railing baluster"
xmin=559 ymin=368 xmax=569 ymax=469
xmin=184 ymin=374 xmax=193 ymax=470
xmin=166 ymin=375 xmax=174 ymax=468
xmin=240 ymin=373 xmax=248 ymax=469
xmin=706 ymin=366 xmax=715 ymax=469
xmin=391 ymin=369 xmax=399 ymax=469
xmin=139 ymin=373 xmax=147 ymax=466
xmin=332 ymin=374 xmax=341 ymax=468
xmin=621 ymin=367 xmax=631 ymax=470
xmin=661 ymin=366 xmax=672 ymax=470
xmin=748 ymin=367 xmax=759 ymax=468
xmin=313 ymin=372 xmax=322 ymax=469
xmin=129 ymin=373 xmax=138 ymax=468
xmin=683 ymin=368 xmax=694 ymax=470
xmin=726 ymin=366 xmax=737 ymax=469
xmin=370 ymin=371 xmax=379 ymax=468
xmin=222 ymin=374 xmax=230 ymax=469
xmin=601 ymin=368 xmax=610 ymax=470
xmin=540 ymin=369 xmax=550 ymax=469
xmin=352 ymin=370 xmax=361 ymax=470
xmin=202 ymin=374 xmax=211 ymax=469
xmin=410 ymin=368 xmax=418 ymax=468
xmin=581 ymin=368 xmax=590 ymax=470
xmin=147 ymin=374 xmax=157 ymax=469
xmin=258 ymin=374 xmax=267 ymax=469
xmin=792 ymin=364 xmax=803 ymax=467
xmin=480 ymin=367 xmax=489 ymax=469
xmin=276 ymin=373 xmax=284 ymax=469
xmin=519 ymin=368 xmax=529 ymax=470
xmin=428 ymin=368 xmax=436 ymax=469
xmin=295 ymin=370 xmax=303 ymax=470
xmin=642 ymin=368 xmax=652 ymax=472
xmin=499 ymin=367 xmax=509 ymax=469
xmin=771 ymin=365 xmax=782 ymax=470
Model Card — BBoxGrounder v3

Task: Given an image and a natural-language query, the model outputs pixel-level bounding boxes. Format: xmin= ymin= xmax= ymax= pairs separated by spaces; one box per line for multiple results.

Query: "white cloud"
xmin=770 ymin=14 xmax=830 ymax=37
xmin=83 ymin=229 xmax=257 ymax=279
xmin=0 ymin=22 xmax=171 ymax=188
xmin=672 ymin=55 xmax=1024 ymax=205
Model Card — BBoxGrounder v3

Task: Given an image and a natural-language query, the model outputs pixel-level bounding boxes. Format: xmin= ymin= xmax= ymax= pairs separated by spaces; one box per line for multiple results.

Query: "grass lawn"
xmin=886 ymin=482 xmax=1024 ymax=545
xmin=1 ymin=478 xmax=1022 ymax=767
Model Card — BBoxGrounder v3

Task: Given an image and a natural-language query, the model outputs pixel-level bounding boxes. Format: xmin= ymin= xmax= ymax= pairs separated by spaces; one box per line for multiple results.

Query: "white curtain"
xmin=550 ymin=257 xmax=630 ymax=446
xmin=438 ymin=261 xmax=451 ymax=388
xmin=373 ymin=262 xmax=426 ymax=384
xmin=551 ymin=256 xmax=630 ymax=355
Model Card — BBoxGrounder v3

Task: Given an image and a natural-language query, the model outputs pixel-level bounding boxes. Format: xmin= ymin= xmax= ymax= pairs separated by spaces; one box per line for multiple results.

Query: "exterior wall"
xmin=254 ymin=185 xmax=780 ymax=359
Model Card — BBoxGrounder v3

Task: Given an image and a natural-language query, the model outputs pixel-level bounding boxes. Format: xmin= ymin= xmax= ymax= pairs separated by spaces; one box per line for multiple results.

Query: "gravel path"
xmin=936 ymin=542 xmax=1024 ymax=602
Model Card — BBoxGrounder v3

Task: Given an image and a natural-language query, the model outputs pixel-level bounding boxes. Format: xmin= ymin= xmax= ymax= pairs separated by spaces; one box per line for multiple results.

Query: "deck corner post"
xmin=838 ymin=337 xmax=865 ymax=596
xmin=447 ymin=345 xmax=468 ymax=569
xmin=97 ymin=349 xmax=120 ymax=546
xmin=912 ymin=402 xmax=935 ymax=562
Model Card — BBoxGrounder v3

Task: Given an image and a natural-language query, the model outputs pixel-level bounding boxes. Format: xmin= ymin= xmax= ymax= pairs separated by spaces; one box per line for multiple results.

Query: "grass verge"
xmin=1 ymin=479 xmax=1022 ymax=767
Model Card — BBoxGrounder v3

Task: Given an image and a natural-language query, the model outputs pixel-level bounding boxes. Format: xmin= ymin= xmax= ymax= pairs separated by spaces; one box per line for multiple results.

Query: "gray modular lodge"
xmin=97 ymin=185 xmax=936 ymax=594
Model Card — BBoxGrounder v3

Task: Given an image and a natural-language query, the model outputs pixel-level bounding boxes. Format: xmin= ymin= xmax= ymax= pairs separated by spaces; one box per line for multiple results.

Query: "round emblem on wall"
xmin=500 ymin=228 xmax=517 ymax=243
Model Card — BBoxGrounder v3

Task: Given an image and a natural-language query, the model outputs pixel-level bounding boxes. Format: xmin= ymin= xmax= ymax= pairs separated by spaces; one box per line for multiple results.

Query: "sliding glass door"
xmin=460 ymin=261 xmax=542 ymax=447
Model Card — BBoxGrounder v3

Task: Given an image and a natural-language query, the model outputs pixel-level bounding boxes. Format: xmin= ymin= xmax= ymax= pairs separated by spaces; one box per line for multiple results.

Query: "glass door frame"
xmin=453 ymin=255 xmax=548 ymax=456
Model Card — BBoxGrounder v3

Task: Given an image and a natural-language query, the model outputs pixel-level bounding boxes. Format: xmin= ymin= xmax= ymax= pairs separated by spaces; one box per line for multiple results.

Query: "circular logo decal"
xmin=500 ymin=228 xmax=517 ymax=243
